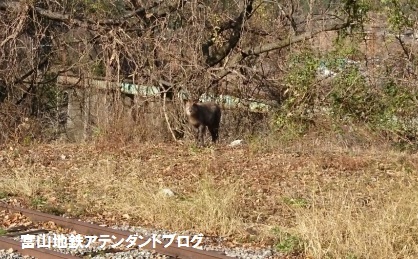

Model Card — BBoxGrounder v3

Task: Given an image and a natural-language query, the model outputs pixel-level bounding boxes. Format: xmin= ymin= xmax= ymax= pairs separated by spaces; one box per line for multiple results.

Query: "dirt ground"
xmin=1 ymin=139 xmax=418 ymax=258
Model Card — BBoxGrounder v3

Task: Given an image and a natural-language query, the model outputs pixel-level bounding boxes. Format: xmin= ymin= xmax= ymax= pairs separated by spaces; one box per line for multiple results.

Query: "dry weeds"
xmin=0 ymin=139 xmax=417 ymax=258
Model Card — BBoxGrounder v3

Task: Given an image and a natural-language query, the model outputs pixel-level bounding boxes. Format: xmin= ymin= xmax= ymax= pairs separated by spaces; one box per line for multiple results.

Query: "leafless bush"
xmin=1 ymin=0 xmax=410 ymax=145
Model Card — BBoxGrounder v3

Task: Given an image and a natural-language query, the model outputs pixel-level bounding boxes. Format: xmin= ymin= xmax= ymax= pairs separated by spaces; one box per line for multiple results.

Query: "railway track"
xmin=0 ymin=203 xmax=232 ymax=259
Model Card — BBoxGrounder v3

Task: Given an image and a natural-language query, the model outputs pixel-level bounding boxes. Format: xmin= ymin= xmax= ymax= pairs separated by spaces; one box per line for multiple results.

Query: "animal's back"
xmin=197 ymin=102 xmax=221 ymax=126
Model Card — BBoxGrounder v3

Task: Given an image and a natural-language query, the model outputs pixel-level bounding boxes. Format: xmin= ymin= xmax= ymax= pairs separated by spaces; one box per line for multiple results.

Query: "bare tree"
xmin=0 ymin=0 xmax=370 ymax=143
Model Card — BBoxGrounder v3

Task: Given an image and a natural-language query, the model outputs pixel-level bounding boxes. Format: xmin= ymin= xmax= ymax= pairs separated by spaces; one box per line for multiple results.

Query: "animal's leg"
xmin=208 ymin=126 xmax=219 ymax=143
xmin=210 ymin=114 xmax=221 ymax=143
xmin=198 ymin=125 xmax=206 ymax=146
xmin=194 ymin=126 xmax=200 ymax=144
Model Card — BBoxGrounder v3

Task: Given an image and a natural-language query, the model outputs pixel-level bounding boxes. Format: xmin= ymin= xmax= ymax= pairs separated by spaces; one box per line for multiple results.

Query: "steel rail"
xmin=0 ymin=236 xmax=78 ymax=259
xmin=0 ymin=203 xmax=232 ymax=259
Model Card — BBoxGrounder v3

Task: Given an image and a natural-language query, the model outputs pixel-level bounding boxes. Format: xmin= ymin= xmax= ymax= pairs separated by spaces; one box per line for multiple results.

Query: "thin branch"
xmin=0 ymin=1 xmax=178 ymax=28
xmin=210 ymin=21 xmax=349 ymax=86
xmin=162 ymin=88 xmax=178 ymax=142
xmin=13 ymin=57 xmax=49 ymax=85
xmin=395 ymin=35 xmax=415 ymax=62
xmin=202 ymin=0 xmax=254 ymax=67
xmin=0 ymin=5 xmax=28 ymax=48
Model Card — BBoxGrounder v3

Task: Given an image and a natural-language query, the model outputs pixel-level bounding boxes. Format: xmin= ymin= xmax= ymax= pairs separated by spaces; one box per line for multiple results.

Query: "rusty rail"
xmin=0 ymin=203 xmax=232 ymax=259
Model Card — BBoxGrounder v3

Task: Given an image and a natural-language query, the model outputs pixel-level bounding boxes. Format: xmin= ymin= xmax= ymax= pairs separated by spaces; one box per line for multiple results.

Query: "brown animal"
xmin=184 ymin=100 xmax=221 ymax=146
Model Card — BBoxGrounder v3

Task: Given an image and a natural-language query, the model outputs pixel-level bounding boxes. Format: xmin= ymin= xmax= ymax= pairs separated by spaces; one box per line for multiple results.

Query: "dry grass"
xmin=296 ymin=187 xmax=418 ymax=258
xmin=1 ymin=138 xmax=418 ymax=258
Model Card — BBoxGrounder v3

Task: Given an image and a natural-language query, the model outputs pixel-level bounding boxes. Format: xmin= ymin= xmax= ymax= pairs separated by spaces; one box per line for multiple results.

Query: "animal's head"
xmin=184 ymin=99 xmax=199 ymax=116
